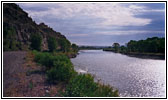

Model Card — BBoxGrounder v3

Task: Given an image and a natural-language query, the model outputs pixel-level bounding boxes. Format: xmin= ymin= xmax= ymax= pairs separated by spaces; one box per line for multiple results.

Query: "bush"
xmin=33 ymin=51 xmax=75 ymax=83
xmin=58 ymin=38 xmax=71 ymax=52
xmin=32 ymin=51 xmax=119 ymax=97
xmin=71 ymin=43 xmax=78 ymax=53
xmin=64 ymin=74 xmax=97 ymax=97
xmin=94 ymin=84 xmax=119 ymax=97
xmin=3 ymin=26 xmax=21 ymax=51
xmin=47 ymin=61 xmax=75 ymax=83
xmin=34 ymin=52 xmax=53 ymax=68
xmin=64 ymin=74 xmax=119 ymax=97
xmin=48 ymin=37 xmax=58 ymax=52
xmin=30 ymin=33 xmax=42 ymax=51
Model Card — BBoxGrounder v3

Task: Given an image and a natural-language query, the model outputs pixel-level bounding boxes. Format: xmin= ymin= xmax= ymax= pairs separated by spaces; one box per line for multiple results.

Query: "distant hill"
xmin=3 ymin=3 xmax=69 ymax=51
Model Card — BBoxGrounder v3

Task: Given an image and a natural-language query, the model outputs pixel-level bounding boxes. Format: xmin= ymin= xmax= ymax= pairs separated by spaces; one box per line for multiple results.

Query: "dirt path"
xmin=3 ymin=51 xmax=65 ymax=97
xmin=3 ymin=51 xmax=27 ymax=96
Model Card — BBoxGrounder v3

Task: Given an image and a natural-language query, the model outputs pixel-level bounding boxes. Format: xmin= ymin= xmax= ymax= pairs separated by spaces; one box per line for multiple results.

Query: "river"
xmin=71 ymin=50 xmax=166 ymax=97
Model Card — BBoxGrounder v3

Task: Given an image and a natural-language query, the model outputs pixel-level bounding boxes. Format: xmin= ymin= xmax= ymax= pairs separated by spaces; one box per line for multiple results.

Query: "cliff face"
xmin=3 ymin=3 xmax=67 ymax=51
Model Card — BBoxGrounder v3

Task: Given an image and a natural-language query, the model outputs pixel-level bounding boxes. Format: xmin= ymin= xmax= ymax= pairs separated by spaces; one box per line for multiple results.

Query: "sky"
xmin=18 ymin=3 xmax=165 ymax=46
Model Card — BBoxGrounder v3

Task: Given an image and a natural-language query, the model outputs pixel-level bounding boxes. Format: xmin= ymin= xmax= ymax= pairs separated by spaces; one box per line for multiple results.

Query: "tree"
xmin=48 ymin=37 xmax=58 ymax=52
xmin=3 ymin=26 xmax=21 ymax=51
xmin=58 ymin=38 xmax=71 ymax=52
xmin=120 ymin=46 xmax=127 ymax=53
xmin=71 ymin=43 xmax=78 ymax=52
xmin=127 ymin=40 xmax=137 ymax=52
xmin=158 ymin=38 xmax=165 ymax=53
xmin=30 ymin=33 xmax=42 ymax=51
xmin=126 ymin=37 xmax=165 ymax=53
xmin=112 ymin=43 xmax=120 ymax=52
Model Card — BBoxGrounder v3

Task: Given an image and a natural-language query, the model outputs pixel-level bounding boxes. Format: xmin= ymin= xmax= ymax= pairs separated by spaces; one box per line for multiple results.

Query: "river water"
xmin=71 ymin=50 xmax=166 ymax=97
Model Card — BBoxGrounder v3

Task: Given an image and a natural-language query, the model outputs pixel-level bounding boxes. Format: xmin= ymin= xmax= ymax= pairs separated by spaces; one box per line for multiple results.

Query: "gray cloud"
xmin=17 ymin=3 xmax=165 ymax=46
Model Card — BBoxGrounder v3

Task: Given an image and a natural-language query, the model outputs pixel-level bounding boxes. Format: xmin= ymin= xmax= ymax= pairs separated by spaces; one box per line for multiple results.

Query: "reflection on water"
xmin=71 ymin=50 xmax=166 ymax=97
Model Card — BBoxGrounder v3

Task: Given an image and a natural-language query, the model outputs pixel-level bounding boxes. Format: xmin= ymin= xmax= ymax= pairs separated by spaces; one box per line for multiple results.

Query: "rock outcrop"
xmin=3 ymin=3 xmax=67 ymax=51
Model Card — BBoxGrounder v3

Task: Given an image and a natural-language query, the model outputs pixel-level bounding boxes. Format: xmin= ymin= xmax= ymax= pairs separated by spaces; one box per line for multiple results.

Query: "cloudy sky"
xmin=18 ymin=3 xmax=165 ymax=46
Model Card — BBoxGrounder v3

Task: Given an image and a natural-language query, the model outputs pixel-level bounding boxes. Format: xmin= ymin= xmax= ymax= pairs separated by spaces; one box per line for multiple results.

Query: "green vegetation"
xmin=29 ymin=81 xmax=33 ymax=90
xmin=71 ymin=43 xmax=78 ymax=53
xmin=32 ymin=50 xmax=119 ymax=97
xmin=3 ymin=26 xmax=21 ymax=51
xmin=112 ymin=43 xmax=120 ymax=52
xmin=30 ymin=33 xmax=42 ymax=51
xmin=127 ymin=37 xmax=165 ymax=54
xmin=33 ymin=51 xmax=75 ymax=83
xmin=103 ymin=37 xmax=165 ymax=54
xmin=64 ymin=74 xmax=118 ymax=97
xmin=48 ymin=37 xmax=58 ymax=52
xmin=58 ymin=38 xmax=71 ymax=52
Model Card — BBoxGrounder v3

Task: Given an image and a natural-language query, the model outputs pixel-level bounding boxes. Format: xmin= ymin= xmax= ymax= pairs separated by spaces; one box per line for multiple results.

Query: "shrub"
xmin=58 ymin=38 xmax=71 ymax=52
xmin=34 ymin=52 xmax=52 ymax=67
xmin=47 ymin=61 xmax=75 ymax=83
xmin=48 ymin=37 xmax=58 ymax=52
xmin=32 ymin=51 xmax=119 ymax=97
xmin=64 ymin=74 xmax=97 ymax=97
xmin=33 ymin=51 xmax=75 ymax=83
xmin=94 ymin=84 xmax=119 ymax=97
xmin=71 ymin=43 xmax=78 ymax=53
xmin=34 ymin=52 xmax=72 ymax=68
xmin=3 ymin=26 xmax=21 ymax=51
xmin=64 ymin=74 xmax=119 ymax=97
xmin=30 ymin=33 xmax=42 ymax=51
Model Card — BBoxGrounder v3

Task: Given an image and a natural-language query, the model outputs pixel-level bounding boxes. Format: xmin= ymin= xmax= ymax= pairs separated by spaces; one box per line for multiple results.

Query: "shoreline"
xmin=103 ymin=50 xmax=165 ymax=60
xmin=122 ymin=52 xmax=165 ymax=60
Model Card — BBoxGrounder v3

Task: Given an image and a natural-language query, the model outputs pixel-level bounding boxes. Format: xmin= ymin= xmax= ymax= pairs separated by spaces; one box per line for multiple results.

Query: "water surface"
xmin=71 ymin=50 xmax=166 ymax=97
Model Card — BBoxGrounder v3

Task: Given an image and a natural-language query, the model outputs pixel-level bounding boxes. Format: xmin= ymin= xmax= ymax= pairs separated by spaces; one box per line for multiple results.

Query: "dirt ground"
xmin=3 ymin=51 xmax=65 ymax=97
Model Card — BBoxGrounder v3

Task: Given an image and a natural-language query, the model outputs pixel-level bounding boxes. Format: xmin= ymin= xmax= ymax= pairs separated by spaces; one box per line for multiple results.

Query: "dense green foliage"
xmin=112 ymin=43 xmax=120 ymax=52
xmin=30 ymin=33 xmax=42 ymax=51
xmin=127 ymin=37 xmax=165 ymax=53
xmin=120 ymin=46 xmax=127 ymax=53
xmin=48 ymin=37 xmax=58 ymax=52
xmin=71 ymin=43 xmax=79 ymax=53
xmin=33 ymin=51 xmax=75 ymax=82
xmin=103 ymin=37 xmax=165 ymax=54
xmin=64 ymin=74 xmax=119 ymax=97
xmin=3 ymin=26 xmax=21 ymax=51
xmin=32 ymin=51 xmax=119 ymax=97
xmin=34 ymin=52 xmax=54 ymax=68
xmin=58 ymin=38 xmax=71 ymax=52
xmin=64 ymin=74 xmax=98 ymax=97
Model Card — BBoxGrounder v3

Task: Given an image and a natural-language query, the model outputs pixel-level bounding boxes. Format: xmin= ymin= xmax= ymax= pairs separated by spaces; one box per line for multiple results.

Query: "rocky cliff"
xmin=3 ymin=3 xmax=68 ymax=51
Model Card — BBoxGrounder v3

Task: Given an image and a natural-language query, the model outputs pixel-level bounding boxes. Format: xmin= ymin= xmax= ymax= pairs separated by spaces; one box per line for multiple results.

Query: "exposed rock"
xmin=3 ymin=3 xmax=68 ymax=51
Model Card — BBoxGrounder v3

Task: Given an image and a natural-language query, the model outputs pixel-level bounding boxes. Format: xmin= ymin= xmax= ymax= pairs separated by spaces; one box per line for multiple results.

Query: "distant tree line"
xmin=103 ymin=37 xmax=165 ymax=54
xmin=126 ymin=37 xmax=165 ymax=54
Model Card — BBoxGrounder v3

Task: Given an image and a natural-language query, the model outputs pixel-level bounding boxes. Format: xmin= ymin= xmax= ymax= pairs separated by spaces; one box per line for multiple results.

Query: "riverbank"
xmin=103 ymin=49 xmax=165 ymax=60
xmin=71 ymin=50 xmax=166 ymax=97
xmin=3 ymin=51 xmax=66 ymax=97
xmin=3 ymin=51 xmax=119 ymax=97
xmin=121 ymin=52 xmax=165 ymax=60
xmin=32 ymin=51 xmax=119 ymax=97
